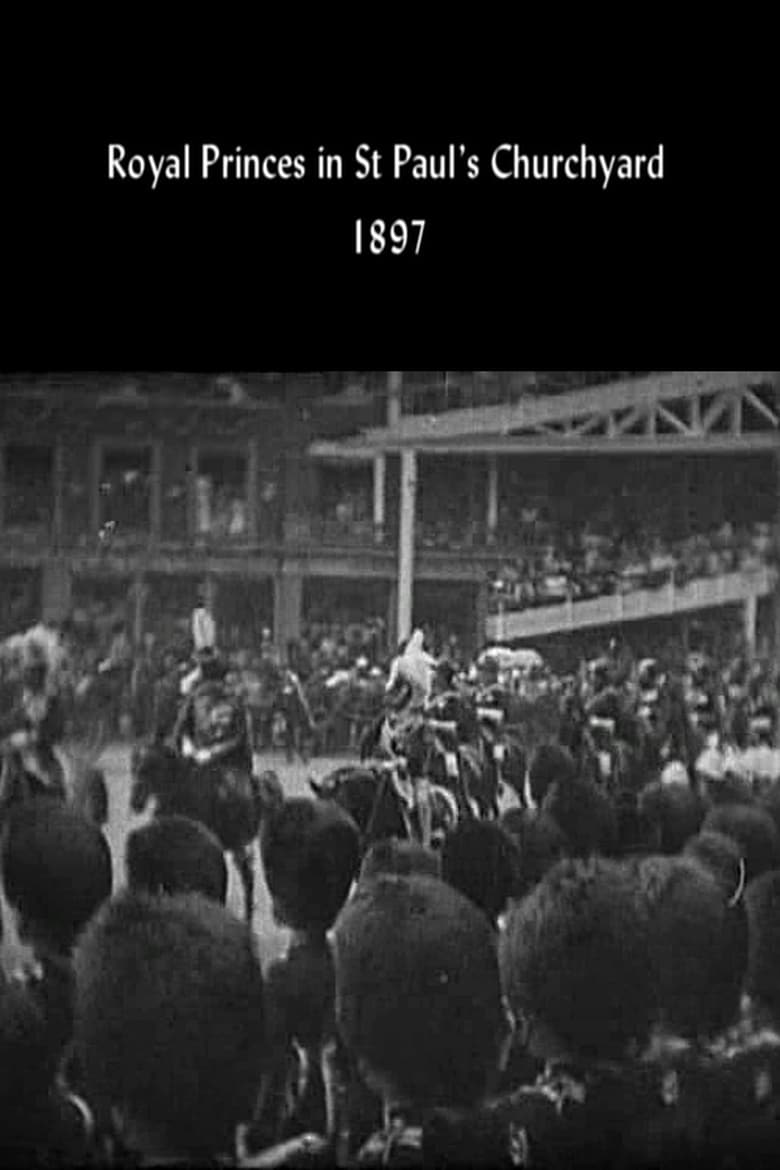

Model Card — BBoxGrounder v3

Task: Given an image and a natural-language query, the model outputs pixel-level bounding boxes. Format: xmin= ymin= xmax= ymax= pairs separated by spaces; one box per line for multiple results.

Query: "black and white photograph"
xmin=0 ymin=45 xmax=776 ymax=1162
xmin=1 ymin=370 xmax=780 ymax=1165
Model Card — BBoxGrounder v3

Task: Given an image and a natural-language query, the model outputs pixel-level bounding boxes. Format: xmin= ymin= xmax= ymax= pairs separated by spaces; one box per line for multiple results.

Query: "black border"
xmin=3 ymin=68 xmax=775 ymax=371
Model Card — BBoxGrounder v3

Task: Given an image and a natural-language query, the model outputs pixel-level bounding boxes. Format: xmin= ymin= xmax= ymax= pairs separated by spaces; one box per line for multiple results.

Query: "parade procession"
xmin=3 ymin=371 xmax=780 ymax=1166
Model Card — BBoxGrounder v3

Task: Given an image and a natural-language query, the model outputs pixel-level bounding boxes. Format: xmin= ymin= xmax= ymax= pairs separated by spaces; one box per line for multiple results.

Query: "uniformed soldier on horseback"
xmin=169 ymin=593 xmax=253 ymax=778
xmin=382 ymin=630 xmax=437 ymax=848
xmin=0 ymin=626 xmax=67 ymax=815
xmin=171 ymin=647 xmax=253 ymax=776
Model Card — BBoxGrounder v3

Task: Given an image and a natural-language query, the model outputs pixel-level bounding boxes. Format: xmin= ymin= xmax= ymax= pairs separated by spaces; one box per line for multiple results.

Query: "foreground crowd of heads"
xmin=5 ymin=751 xmax=780 ymax=1166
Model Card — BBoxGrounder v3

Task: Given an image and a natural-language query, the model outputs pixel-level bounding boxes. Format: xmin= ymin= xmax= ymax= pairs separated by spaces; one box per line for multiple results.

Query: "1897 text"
xmin=355 ymin=220 xmax=425 ymax=255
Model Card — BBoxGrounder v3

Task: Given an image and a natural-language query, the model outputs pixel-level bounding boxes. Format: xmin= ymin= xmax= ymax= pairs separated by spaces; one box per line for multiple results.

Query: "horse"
xmin=130 ymin=741 xmax=268 ymax=921
xmin=407 ymin=720 xmax=490 ymax=820
xmin=0 ymin=738 xmax=109 ymax=829
xmin=363 ymin=682 xmax=506 ymax=818
xmin=309 ymin=763 xmax=459 ymax=853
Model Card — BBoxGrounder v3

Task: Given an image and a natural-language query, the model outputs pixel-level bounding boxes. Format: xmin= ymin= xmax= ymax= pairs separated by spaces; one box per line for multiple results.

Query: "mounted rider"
xmin=170 ymin=599 xmax=252 ymax=776
xmin=580 ymin=656 xmax=626 ymax=786
xmin=382 ymin=629 xmax=437 ymax=848
xmin=0 ymin=624 xmax=67 ymax=809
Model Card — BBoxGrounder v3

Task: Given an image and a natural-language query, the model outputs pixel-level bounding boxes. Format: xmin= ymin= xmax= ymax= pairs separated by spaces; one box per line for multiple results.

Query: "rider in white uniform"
xmin=383 ymin=630 xmax=437 ymax=848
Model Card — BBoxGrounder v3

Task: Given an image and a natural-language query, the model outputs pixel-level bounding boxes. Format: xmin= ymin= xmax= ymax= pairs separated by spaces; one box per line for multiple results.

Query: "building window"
xmin=3 ymin=444 xmax=53 ymax=528
xmin=195 ymin=451 xmax=248 ymax=541
xmin=100 ymin=447 xmax=152 ymax=536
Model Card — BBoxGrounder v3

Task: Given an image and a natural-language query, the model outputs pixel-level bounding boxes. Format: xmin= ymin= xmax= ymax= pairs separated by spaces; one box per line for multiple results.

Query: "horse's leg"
xmin=234 ymin=845 xmax=256 ymax=923
xmin=416 ymin=779 xmax=433 ymax=849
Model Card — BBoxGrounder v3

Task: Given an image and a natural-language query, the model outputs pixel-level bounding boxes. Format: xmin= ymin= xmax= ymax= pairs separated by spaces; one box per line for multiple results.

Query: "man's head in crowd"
xmin=744 ymin=870 xmax=780 ymax=1026
xmin=441 ymin=820 xmax=519 ymax=928
xmin=637 ymin=780 xmax=705 ymax=855
xmin=360 ymin=838 xmax=441 ymax=883
xmin=125 ymin=815 xmax=228 ymax=905
xmin=500 ymin=807 xmax=568 ymax=898
xmin=683 ymin=829 xmax=745 ymax=903
xmin=634 ymin=854 xmax=746 ymax=1041
xmin=541 ymin=775 xmax=618 ymax=859
xmin=526 ymin=743 xmax=577 ymax=808
xmin=333 ymin=874 xmax=510 ymax=1111
xmin=501 ymin=857 xmax=654 ymax=1064
xmin=260 ymin=797 xmax=361 ymax=936
xmin=702 ymin=803 xmax=780 ymax=884
xmin=72 ymin=891 xmax=266 ymax=1162
xmin=0 ymin=799 xmax=112 ymax=955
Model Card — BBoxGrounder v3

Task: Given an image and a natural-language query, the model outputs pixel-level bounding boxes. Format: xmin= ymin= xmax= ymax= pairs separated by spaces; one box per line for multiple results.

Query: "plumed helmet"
xmin=638 ymin=659 xmax=659 ymax=689
xmin=7 ymin=624 xmax=64 ymax=682
xmin=392 ymin=629 xmax=436 ymax=696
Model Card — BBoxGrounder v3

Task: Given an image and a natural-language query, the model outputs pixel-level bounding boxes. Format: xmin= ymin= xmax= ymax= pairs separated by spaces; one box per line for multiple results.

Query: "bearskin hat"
xmin=333 ymin=874 xmax=506 ymax=1108
xmin=1 ymin=799 xmax=112 ymax=952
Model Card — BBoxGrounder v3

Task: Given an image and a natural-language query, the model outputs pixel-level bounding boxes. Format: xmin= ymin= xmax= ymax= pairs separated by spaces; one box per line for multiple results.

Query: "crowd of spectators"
xmin=5 ymin=661 xmax=780 ymax=1161
xmin=488 ymin=520 xmax=777 ymax=615
xmin=297 ymin=618 xmax=388 ymax=676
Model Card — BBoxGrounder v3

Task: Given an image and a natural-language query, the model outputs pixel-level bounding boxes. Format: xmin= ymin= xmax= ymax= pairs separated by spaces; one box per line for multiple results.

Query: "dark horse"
xmin=0 ymin=741 xmax=108 ymax=829
xmin=360 ymin=703 xmax=505 ymax=819
xmin=130 ymin=742 xmax=266 ymax=921
xmin=309 ymin=763 xmax=458 ymax=853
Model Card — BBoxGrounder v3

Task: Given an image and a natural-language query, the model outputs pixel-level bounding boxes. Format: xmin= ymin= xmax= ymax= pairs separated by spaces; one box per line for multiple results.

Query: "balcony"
xmin=486 ymin=566 xmax=776 ymax=642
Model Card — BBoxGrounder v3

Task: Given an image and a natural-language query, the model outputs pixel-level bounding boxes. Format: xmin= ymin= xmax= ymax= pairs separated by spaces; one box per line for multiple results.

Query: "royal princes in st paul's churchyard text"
xmin=107 ymin=143 xmax=665 ymax=192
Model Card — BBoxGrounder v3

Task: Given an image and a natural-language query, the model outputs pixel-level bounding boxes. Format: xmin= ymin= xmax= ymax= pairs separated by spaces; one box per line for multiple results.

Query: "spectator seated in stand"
xmin=486 ymin=520 xmax=775 ymax=618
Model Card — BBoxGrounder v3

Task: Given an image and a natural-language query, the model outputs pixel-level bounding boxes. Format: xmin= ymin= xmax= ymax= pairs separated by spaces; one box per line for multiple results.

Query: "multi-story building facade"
xmin=0 ymin=372 xmax=777 ymax=663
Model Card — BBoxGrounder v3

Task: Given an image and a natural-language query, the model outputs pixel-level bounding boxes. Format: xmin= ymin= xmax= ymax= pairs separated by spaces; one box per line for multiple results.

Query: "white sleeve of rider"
xmin=386 ymin=657 xmax=401 ymax=691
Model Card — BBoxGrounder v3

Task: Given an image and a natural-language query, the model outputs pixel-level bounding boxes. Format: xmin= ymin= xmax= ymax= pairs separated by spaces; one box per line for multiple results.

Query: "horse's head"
xmin=308 ymin=768 xmax=347 ymax=802
xmin=310 ymin=766 xmax=390 ymax=840
xmin=130 ymin=741 xmax=177 ymax=815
